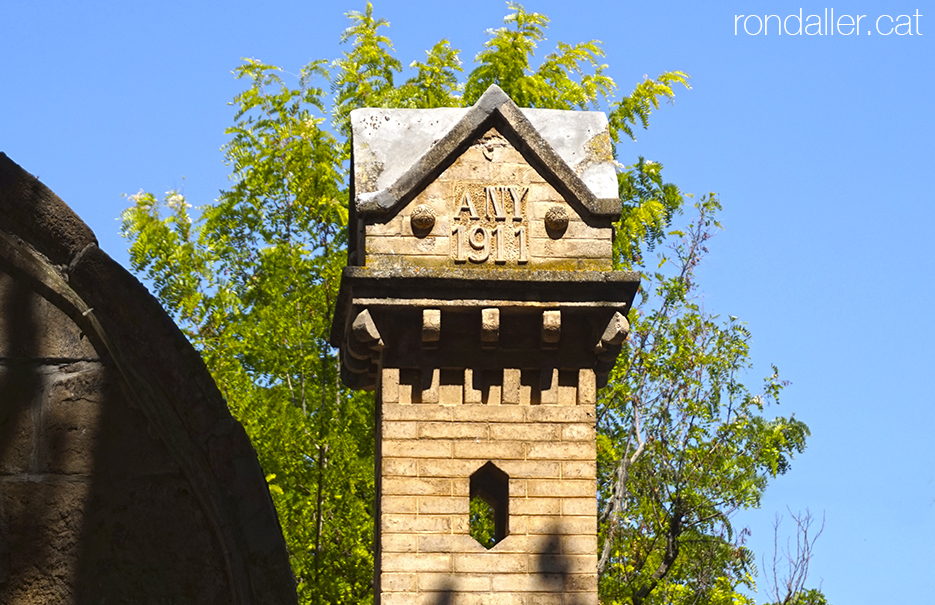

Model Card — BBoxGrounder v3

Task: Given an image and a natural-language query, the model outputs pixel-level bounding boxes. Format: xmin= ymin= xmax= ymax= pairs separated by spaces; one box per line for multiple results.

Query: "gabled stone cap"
xmin=351 ymin=85 xmax=621 ymax=219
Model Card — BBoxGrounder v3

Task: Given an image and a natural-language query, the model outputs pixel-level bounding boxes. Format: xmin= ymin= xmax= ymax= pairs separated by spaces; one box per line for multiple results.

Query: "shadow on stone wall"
xmin=73 ymin=366 xmax=231 ymax=602
xmin=0 ymin=152 xmax=296 ymax=604
xmin=0 ymin=265 xmax=44 ymax=596
xmin=0 ymin=253 xmax=231 ymax=603
xmin=427 ymin=579 xmax=455 ymax=605
xmin=530 ymin=523 xmax=594 ymax=605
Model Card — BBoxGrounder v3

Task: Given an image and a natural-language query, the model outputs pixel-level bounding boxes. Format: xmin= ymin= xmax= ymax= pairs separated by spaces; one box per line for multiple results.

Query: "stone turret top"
xmin=348 ymin=86 xmax=623 ymax=272
xmin=335 ymin=89 xmax=640 ymax=394
xmin=351 ymin=85 xmax=620 ymax=219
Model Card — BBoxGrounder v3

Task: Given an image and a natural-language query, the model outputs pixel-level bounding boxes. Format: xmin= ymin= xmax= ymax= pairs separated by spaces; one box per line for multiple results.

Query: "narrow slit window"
xmin=469 ymin=462 xmax=509 ymax=549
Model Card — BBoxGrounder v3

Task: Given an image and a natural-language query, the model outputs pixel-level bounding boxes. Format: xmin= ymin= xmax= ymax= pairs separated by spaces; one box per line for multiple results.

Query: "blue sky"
xmin=3 ymin=1 xmax=932 ymax=601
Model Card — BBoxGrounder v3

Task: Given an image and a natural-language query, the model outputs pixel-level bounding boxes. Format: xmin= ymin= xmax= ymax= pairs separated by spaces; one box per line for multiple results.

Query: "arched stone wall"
xmin=0 ymin=152 xmax=296 ymax=604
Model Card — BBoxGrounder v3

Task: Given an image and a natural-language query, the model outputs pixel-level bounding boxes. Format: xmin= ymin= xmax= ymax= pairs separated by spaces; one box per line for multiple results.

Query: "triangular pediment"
xmin=350 ymin=86 xmax=620 ymax=221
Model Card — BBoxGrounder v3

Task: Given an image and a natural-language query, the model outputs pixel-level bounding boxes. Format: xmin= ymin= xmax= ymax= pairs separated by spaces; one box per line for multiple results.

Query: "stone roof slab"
xmin=351 ymin=85 xmax=621 ymax=220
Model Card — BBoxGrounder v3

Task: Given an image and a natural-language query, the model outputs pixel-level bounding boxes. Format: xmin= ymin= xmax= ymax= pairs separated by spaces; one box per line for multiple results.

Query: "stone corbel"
xmin=541 ymin=310 xmax=561 ymax=349
xmin=596 ymin=311 xmax=629 ymax=351
xmin=593 ymin=311 xmax=630 ymax=386
xmin=342 ymin=308 xmax=384 ymax=390
xmin=422 ymin=309 xmax=441 ymax=348
xmin=481 ymin=308 xmax=499 ymax=349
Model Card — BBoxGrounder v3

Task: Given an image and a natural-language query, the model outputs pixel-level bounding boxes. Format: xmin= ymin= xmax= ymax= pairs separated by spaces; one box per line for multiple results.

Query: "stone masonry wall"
xmin=377 ymin=366 xmax=599 ymax=605
xmin=0 ymin=269 xmax=230 ymax=604
xmin=0 ymin=152 xmax=297 ymax=604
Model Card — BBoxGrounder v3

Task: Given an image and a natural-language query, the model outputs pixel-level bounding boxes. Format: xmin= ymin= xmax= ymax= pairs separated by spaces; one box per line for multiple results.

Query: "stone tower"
xmin=331 ymin=86 xmax=639 ymax=605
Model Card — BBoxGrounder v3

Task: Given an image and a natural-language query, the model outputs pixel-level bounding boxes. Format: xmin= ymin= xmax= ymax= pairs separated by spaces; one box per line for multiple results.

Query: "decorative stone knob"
xmin=410 ymin=204 xmax=436 ymax=233
xmin=544 ymin=205 xmax=568 ymax=236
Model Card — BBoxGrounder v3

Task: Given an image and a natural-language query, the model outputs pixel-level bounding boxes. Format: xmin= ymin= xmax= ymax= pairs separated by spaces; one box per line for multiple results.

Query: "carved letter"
xmin=486 ymin=186 xmax=506 ymax=220
xmin=452 ymin=224 xmax=466 ymax=262
xmin=508 ymin=186 xmax=527 ymax=221
xmin=459 ymin=190 xmax=479 ymax=219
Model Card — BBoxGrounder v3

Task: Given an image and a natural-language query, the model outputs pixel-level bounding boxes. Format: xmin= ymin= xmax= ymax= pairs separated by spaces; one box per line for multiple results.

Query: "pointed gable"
xmin=350 ymin=86 xmax=620 ymax=272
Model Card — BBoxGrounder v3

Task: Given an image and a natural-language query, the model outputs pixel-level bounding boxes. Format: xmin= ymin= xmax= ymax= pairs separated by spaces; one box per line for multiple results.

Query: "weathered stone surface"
xmin=0 ymin=364 xmax=40 ymax=475
xmin=0 ymin=479 xmax=88 ymax=604
xmin=541 ymin=310 xmax=561 ymax=346
xmin=364 ymin=128 xmax=613 ymax=272
xmin=0 ymin=271 xmax=97 ymax=360
xmin=599 ymin=311 xmax=630 ymax=346
xmin=0 ymin=156 xmax=297 ymax=604
xmin=0 ymin=353 xmax=238 ymax=605
xmin=42 ymin=364 xmax=179 ymax=477
xmin=410 ymin=204 xmax=436 ymax=232
xmin=376 ymin=369 xmax=602 ymax=601
xmin=481 ymin=308 xmax=500 ymax=344
xmin=544 ymin=205 xmax=569 ymax=234
xmin=0 ymin=153 xmax=97 ymax=266
xmin=74 ymin=473 xmax=231 ymax=605
xmin=422 ymin=308 xmax=441 ymax=343
xmin=42 ymin=368 xmax=103 ymax=475
xmin=351 ymin=88 xmax=617 ymax=207
xmin=352 ymin=107 xmax=465 ymax=194
xmin=353 ymin=308 xmax=382 ymax=344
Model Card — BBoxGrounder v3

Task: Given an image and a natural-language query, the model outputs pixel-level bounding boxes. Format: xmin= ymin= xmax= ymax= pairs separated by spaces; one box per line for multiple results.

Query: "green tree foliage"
xmin=123 ymin=59 xmax=371 ymax=604
xmin=121 ymin=3 xmax=824 ymax=604
xmin=468 ymin=496 xmax=497 ymax=549
xmin=464 ymin=3 xmax=613 ymax=110
xmin=596 ymin=197 xmax=813 ymax=605
xmin=332 ymin=3 xmax=402 ymax=137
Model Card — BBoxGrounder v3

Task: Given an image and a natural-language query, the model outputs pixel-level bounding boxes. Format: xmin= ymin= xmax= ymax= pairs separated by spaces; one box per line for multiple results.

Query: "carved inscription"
xmin=451 ymin=184 xmax=528 ymax=265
